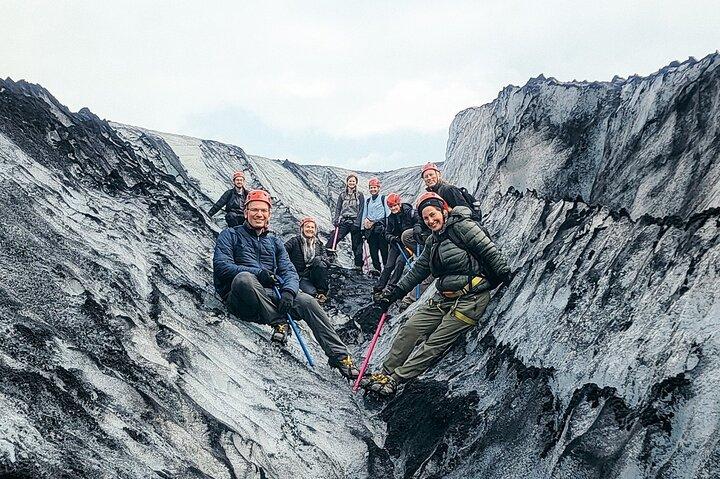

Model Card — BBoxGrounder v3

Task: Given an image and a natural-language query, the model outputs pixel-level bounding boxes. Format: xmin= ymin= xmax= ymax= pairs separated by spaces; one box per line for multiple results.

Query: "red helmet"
xmin=386 ymin=193 xmax=401 ymax=207
xmin=245 ymin=189 xmax=272 ymax=208
xmin=420 ymin=163 xmax=440 ymax=178
xmin=368 ymin=177 xmax=381 ymax=188
xmin=299 ymin=216 xmax=316 ymax=229
xmin=416 ymin=192 xmax=448 ymax=214
xmin=233 ymin=170 xmax=245 ymax=180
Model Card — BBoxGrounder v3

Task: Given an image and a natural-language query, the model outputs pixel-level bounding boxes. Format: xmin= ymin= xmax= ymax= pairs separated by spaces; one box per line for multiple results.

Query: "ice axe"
xmin=327 ymin=226 xmax=340 ymax=252
xmin=353 ymin=312 xmax=388 ymax=392
xmin=272 ymin=286 xmax=315 ymax=367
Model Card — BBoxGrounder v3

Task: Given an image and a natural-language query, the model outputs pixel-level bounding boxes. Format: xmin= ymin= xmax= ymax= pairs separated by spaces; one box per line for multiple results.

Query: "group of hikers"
xmin=208 ymin=163 xmax=511 ymax=397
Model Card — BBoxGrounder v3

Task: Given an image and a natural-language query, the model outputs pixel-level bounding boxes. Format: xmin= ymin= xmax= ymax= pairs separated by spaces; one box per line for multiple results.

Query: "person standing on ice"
xmin=360 ymin=177 xmax=390 ymax=275
xmin=373 ymin=193 xmax=414 ymax=295
xmin=402 ymin=162 xmax=477 ymax=253
xmin=361 ymin=192 xmax=511 ymax=396
xmin=328 ymin=173 xmax=365 ymax=270
xmin=213 ymin=189 xmax=360 ymax=379
xmin=207 ymin=171 xmax=249 ymax=227
xmin=284 ymin=216 xmax=330 ymax=304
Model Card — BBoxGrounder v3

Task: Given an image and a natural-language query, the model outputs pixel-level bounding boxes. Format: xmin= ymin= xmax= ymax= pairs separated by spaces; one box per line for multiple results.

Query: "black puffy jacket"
xmin=396 ymin=207 xmax=509 ymax=294
xmin=208 ymin=188 xmax=247 ymax=217
xmin=385 ymin=203 xmax=415 ymax=243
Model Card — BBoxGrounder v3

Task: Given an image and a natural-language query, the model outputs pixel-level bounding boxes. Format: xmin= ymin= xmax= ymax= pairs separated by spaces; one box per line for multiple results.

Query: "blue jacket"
xmin=360 ymin=194 xmax=389 ymax=228
xmin=213 ymin=222 xmax=299 ymax=299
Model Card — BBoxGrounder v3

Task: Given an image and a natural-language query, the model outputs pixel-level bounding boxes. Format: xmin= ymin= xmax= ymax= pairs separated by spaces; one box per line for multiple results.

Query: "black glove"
xmin=257 ymin=269 xmax=277 ymax=287
xmin=385 ymin=234 xmax=398 ymax=244
xmin=277 ymin=290 xmax=295 ymax=315
xmin=499 ymin=270 xmax=515 ymax=286
xmin=333 ymin=219 xmax=339 ymax=227
xmin=375 ymin=286 xmax=401 ymax=312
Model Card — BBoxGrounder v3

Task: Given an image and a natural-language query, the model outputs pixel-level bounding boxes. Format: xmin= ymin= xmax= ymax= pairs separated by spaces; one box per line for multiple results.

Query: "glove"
xmin=257 ymin=269 xmax=277 ymax=287
xmin=412 ymin=225 xmax=424 ymax=246
xmin=499 ymin=270 xmax=515 ymax=286
xmin=277 ymin=290 xmax=295 ymax=315
xmin=333 ymin=219 xmax=339 ymax=227
xmin=374 ymin=286 xmax=400 ymax=312
xmin=385 ymin=234 xmax=398 ymax=245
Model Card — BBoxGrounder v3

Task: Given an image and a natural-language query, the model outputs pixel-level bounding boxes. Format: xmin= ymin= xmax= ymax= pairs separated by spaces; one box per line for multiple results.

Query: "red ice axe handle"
xmin=353 ymin=312 xmax=388 ymax=392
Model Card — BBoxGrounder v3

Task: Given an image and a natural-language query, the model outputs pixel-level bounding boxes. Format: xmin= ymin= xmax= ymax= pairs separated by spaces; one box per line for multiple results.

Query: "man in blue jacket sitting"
xmin=213 ymin=189 xmax=360 ymax=379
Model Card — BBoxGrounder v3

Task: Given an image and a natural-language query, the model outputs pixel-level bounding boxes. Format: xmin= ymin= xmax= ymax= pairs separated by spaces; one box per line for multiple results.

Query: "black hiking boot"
xmin=331 ymin=355 xmax=361 ymax=380
xmin=271 ymin=323 xmax=290 ymax=345
xmin=362 ymin=372 xmax=397 ymax=397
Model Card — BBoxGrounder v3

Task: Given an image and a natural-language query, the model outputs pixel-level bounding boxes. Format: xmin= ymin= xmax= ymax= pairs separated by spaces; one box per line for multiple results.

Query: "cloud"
xmin=2 ymin=1 xmax=719 ymax=169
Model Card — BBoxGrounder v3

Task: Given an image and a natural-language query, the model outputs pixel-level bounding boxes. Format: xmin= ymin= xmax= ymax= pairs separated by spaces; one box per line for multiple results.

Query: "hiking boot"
xmin=271 ymin=323 xmax=290 ymax=344
xmin=331 ymin=355 xmax=361 ymax=380
xmin=372 ymin=284 xmax=384 ymax=294
xmin=315 ymin=292 xmax=328 ymax=304
xmin=368 ymin=269 xmax=381 ymax=277
xmin=362 ymin=372 xmax=397 ymax=397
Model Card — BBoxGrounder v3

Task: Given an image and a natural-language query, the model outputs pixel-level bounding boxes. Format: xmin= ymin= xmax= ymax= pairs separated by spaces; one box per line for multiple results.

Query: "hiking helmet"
xmin=245 ymin=189 xmax=272 ymax=208
xmin=387 ymin=193 xmax=402 ymax=207
xmin=232 ymin=170 xmax=245 ymax=181
xmin=420 ymin=163 xmax=440 ymax=178
xmin=299 ymin=216 xmax=316 ymax=229
xmin=368 ymin=177 xmax=381 ymax=188
xmin=416 ymin=192 xmax=448 ymax=215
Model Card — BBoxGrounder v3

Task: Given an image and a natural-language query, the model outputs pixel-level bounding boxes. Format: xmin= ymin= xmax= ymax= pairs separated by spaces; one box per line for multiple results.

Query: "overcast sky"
xmin=2 ymin=1 xmax=719 ymax=171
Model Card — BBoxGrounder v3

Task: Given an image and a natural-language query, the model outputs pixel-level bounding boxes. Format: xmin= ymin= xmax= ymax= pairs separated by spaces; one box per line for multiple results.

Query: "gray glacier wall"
xmin=366 ymin=54 xmax=718 ymax=478
xmin=1 ymin=52 xmax=719 ymax=479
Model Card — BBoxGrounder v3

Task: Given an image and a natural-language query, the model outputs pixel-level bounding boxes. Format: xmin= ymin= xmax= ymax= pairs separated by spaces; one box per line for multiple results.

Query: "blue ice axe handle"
xmin=273 ymin=286 xmax=315 ymax=367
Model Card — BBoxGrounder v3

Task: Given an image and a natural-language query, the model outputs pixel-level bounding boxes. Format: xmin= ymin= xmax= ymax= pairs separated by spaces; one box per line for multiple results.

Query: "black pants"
xmin=299 ymin=257 xmax=329 ymax=295
xmin=225 ymin=272 xmax=349 ymax=360
xmin=364 ymin=226 xmax=388 ymax=272
xmin=329 ymin=219 xmax=363 ymax=267
xmin=376 ymin=242 xmax=409 ymax=290
xmin=225 ymin=211 xmax=243 ymax=228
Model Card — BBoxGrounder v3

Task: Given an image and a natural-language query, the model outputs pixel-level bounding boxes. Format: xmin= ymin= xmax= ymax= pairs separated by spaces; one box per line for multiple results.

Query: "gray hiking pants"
xmin=226 ymin=272 xmax=349 ymax=360
xmin=382 ymin=290 xmax=491 ymax=381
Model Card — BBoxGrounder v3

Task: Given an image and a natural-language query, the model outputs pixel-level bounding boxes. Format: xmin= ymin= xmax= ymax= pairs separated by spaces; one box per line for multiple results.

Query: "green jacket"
xmin=395 ymin=206 xmax=509 ymax=295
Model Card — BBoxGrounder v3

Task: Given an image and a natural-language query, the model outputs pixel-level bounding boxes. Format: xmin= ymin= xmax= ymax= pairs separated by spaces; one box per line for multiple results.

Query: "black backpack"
xmin=458 ymin=187 xmax=483 ymax=223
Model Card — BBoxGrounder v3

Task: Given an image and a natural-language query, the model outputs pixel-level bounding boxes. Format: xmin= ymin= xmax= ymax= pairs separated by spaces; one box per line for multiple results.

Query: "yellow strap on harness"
xmin=441 ymin=276 xmax=485 ymax=298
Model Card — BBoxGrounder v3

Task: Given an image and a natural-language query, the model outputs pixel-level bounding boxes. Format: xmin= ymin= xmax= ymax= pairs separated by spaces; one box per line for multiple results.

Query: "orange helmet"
xmin=420 ymin=163 xmax=440 ymax=178
xmin=368 ymin=177 xmax=381 ymax=188
xmin=416 ymin=192 xmax=448 ymax=214
xmin=233 ymin=170 xmax=245 ymax=180
xmin=386 ymin=193 xmax=401 ymax=207
xmin=299 ymin=216 xmax=316 ymax=228
xmin=245 ymin=189 xmax=272 ymax=208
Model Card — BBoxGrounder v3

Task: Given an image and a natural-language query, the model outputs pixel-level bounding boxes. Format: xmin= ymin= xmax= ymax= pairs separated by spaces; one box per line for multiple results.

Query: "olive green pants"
xmin=382 ymin=290 xmax=491 ymax=381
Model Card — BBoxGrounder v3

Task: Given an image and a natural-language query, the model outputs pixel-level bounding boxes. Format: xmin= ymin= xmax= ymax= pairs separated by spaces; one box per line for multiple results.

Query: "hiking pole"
xmin=396 ymin=242 xmax=411 ymax=266
xmin=272 ymin=286 xmax=315 ymax=367
xmin=415 ymin=245 xmax=421 ymax=299
xmin=352 ymin=312 xmax=388 ymax=392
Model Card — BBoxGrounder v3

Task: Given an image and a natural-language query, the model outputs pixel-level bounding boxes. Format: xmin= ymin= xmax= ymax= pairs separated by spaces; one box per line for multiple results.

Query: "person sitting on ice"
xmin=284 ymin=217 xmax=330 ymax=304
xmin=361 ymin=192 xmax=511 ymax=396
xmin=212 ymin=189 xmax=360 ymax=379
xmin=207 ymin=170 xmax=249 ymax=227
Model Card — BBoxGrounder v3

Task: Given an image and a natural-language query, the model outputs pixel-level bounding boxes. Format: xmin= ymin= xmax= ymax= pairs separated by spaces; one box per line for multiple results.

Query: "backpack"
xmin=443 ymin=222 xmax=504 ymax=289
xmin=458 ymin=187 xmax=483 ymax=223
